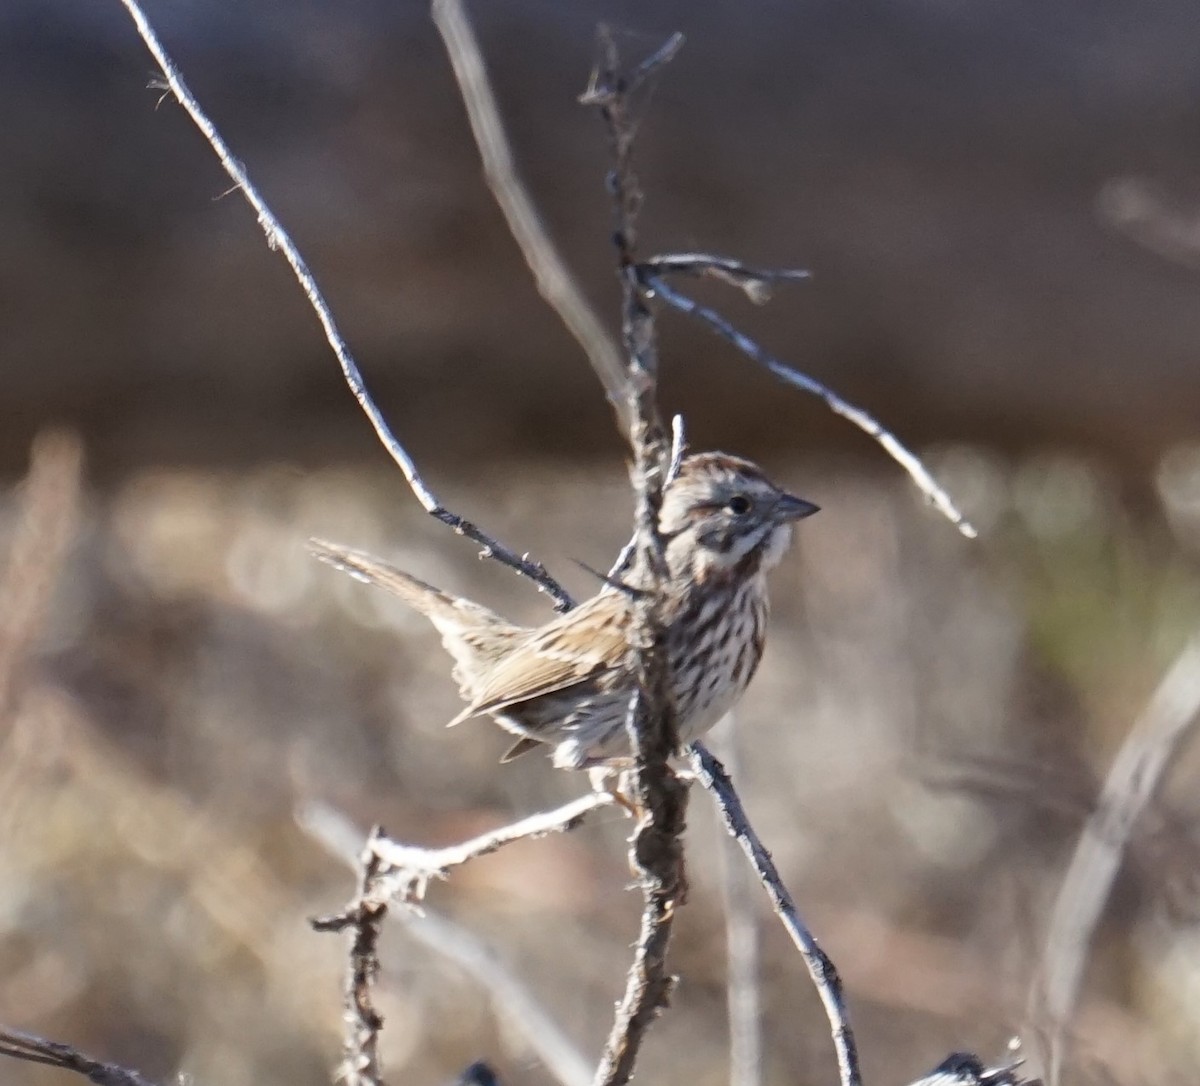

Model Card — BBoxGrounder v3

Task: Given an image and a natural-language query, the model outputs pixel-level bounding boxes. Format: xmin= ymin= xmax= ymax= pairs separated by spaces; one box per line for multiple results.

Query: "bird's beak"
xmin=774 ymin=492 xmax=820 ymax=521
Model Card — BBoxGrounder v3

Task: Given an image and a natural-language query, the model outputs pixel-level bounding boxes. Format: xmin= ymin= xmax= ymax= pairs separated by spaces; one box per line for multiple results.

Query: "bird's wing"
xmin=448 ymin=596 xmax=628 ymax=725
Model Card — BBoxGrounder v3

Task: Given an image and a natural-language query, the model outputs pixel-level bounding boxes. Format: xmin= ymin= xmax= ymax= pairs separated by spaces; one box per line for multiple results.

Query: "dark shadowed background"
xmin=3 ymin=2 xmax=1200 ymax=1086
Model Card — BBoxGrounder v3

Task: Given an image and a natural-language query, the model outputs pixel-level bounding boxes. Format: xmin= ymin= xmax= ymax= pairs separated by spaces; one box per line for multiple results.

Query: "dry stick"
xmin=581 ymin=29 xmax=689 ymax=1086
xmin=115 ymin=0 xmax=574 ymax=613
xmin=1030 ymin=631 xmax=1200 ymax=1086
xmin=644 ymin=273 xmax=977 ymax=540
xmin=430 ymin=0 xmax=631 ymax=436
xmin=688 ymin=742 xmax=862 ymax=1086
xmin=307 ymin=793 xmax=615 ymax=1086
xmin=645 ymin=252 xmax=810 ymax=304
xmin=302 ymin=791 xmax=615 ymax=906
xmin=0 ymin=1028 xmax=160 ymax=1086
xmin=302 ymin=802 xmax=595 ymax=1086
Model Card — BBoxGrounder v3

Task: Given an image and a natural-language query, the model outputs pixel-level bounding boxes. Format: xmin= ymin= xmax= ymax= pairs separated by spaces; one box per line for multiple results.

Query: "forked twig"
xmin=115 ymin=0 xmax=574 ymax=612
xmin=688 ymin=742 xmax=862 ymax=1086
xmin=646 ymin=252 xmax=810 ymax=305
xmin=303 ymin=803 xmax=594 ymax=1086
xmin=645 ymin=274 xmax=977 ymax=539
xmin=1030 ymin=632 xmax=1200 ymax=1085
xmin=307 ymin=794 xmax=613 ymax=1086
xmin=433 ymin=0 xmax=972 ymax=543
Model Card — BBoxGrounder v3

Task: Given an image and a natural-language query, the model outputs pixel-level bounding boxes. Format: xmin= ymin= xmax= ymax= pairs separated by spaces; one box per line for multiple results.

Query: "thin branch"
xmin=303 ymin=803 xmax=594 ymax=1086
xmin=303 ymin=792 xmax=615 ymax=908
xmin=307 ymin=793 xmax=613 ymax=1086
xmin=1030 ymin=631 xmax=1200 ymax=1085
xmin=0 ymin=1027 xmax=160 ymax=1086
xmin=115 ymin=0 xmax=574 ymax=612
xmin=687 ymin=742 xmax=862 ymax=1086
xmin=430 ymin=0 xmax=631 ymax=435
xmin=644 ymin=273 xmax=977 ymax=539
xmin=644 ymin=252 xmax=811 ymax=304
xmin=582 ymin=30 xmax=689 ymax=1086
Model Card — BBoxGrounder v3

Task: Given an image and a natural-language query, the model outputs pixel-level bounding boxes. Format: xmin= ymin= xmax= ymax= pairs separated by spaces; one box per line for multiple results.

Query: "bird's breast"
xmin=668 ymin=577 xmax=768 ymax=742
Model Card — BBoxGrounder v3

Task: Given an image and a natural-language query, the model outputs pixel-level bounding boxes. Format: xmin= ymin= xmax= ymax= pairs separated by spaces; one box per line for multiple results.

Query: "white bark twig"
xmin=1030 ymin=632 xmax=1200 ymax=1084
xmin=115 ymin=0 xmax=574 ymax=612
xmin=302 ymin=792 xmax=614 ymax=908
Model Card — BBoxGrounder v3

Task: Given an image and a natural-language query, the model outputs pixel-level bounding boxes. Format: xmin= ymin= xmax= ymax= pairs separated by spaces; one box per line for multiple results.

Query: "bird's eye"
xmin=726 ymin=494 xmax=752 ymax=515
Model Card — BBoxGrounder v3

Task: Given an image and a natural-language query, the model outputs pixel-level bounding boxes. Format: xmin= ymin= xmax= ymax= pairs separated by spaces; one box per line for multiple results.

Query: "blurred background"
xmin=3 ymin=1 xmax=1200 ymax=1085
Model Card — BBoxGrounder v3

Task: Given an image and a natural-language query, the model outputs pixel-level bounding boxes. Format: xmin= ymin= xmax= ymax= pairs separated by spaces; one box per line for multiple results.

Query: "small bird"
xmin=311 ymin=452 xmax=818 ymax=770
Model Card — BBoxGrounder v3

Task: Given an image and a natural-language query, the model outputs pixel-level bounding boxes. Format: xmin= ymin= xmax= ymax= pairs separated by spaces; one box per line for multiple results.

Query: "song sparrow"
xmin=311 ymin=452 xmax=818 ymax=769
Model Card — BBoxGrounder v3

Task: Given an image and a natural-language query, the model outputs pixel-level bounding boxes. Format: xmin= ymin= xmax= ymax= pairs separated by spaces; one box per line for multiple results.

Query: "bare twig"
xmin=430 ymin=0 xmax=630 ymax=434
xmin=302 ymin=792 xmax=615 ymax=908
xmin=687 ymin=742 xmax=862 ymax=1086
xmin=0 ymin=430 xmax=82 ymax=723
xmin=708 ymin=718 xmax=763 ymax=1086
xmin=0 ymin=1027 xmax=160 ymax=1086
xmin=303 ymin=803 xmax=594 ymax=1086
xmin=115 ymin=0 xmax=574 ymax=612
xmin=1030 ymin=632 xmax=1200 ymax=1085
xmin=581 ymin=30 xmax=689 ymax=1086
xmin=644 ymin=273 xmax=977 ymax=539
xmin=307 ymin=795 xmax=614 ymax=1086
xmin=644 ymin=252 xmax=810 ymax=304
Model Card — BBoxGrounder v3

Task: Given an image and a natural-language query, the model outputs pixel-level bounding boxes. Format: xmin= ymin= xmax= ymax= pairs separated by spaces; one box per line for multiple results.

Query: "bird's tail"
xmin=310 ymin=539 xmax=465 ymax=617
xmin=308 ymin=539 xmax=523 ymax=703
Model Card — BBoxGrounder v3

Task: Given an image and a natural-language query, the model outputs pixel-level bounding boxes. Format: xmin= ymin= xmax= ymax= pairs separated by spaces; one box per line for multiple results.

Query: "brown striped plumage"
xmin=311 ymin=452 xmax=818 ymax=769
